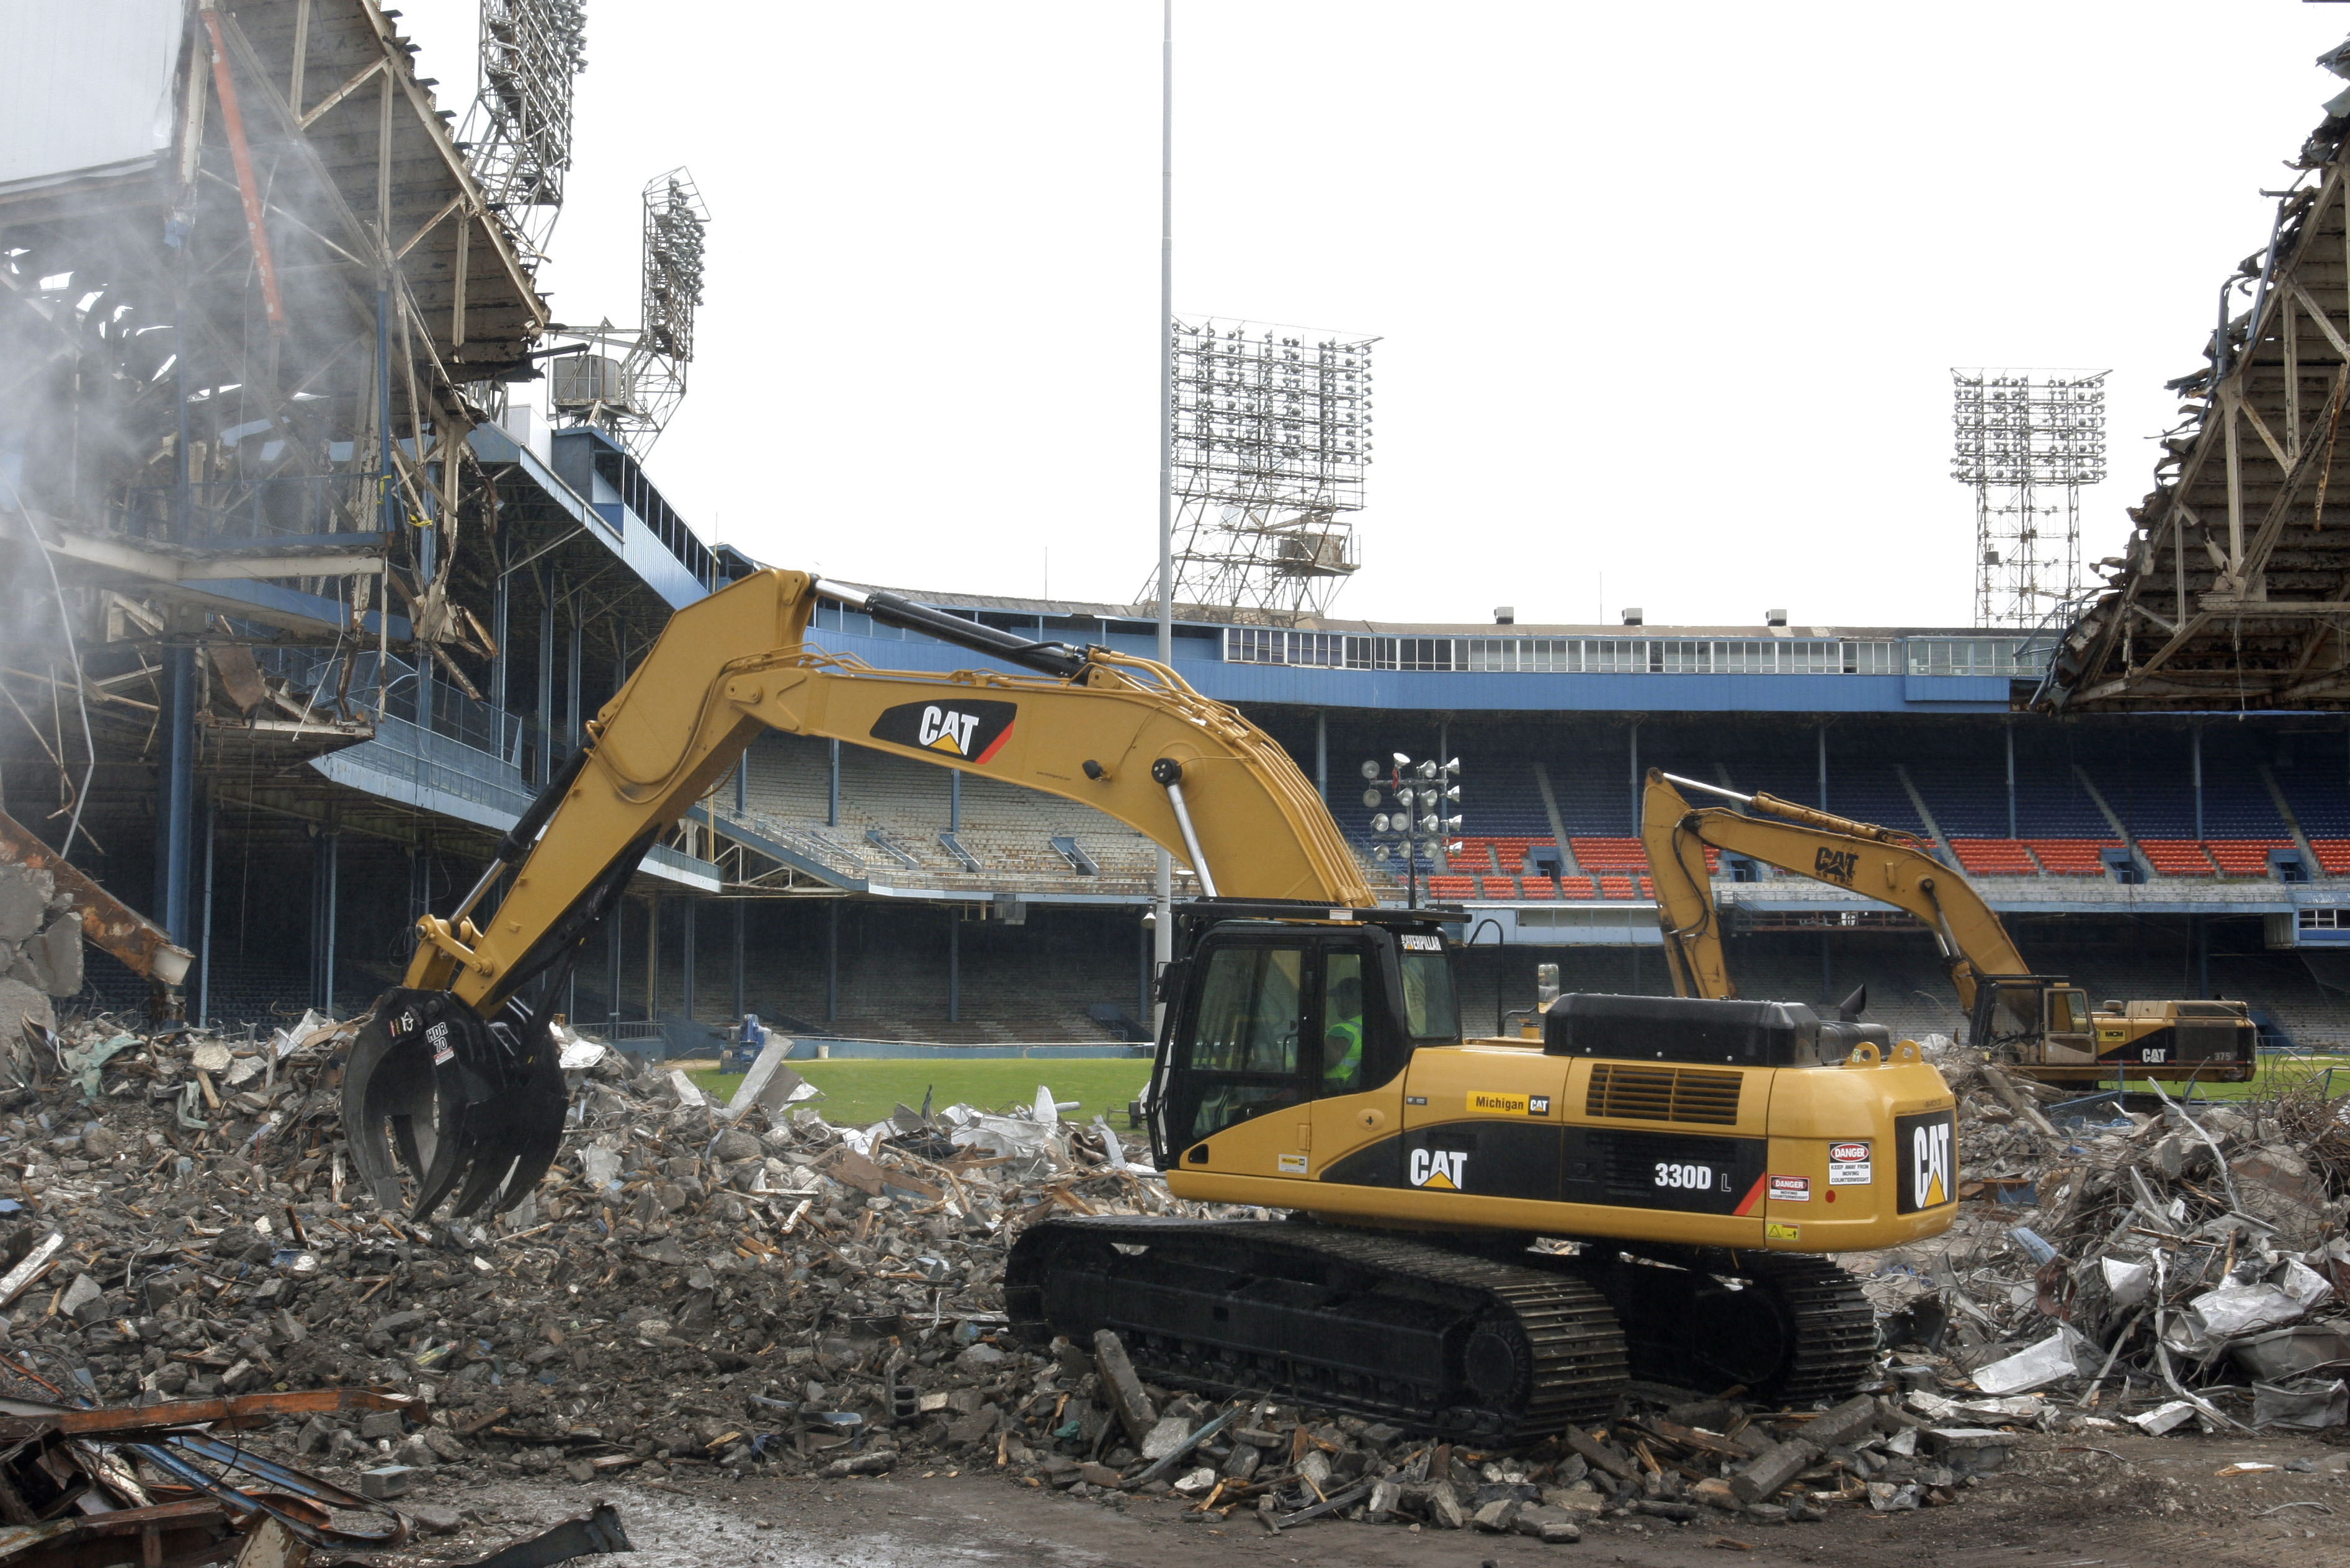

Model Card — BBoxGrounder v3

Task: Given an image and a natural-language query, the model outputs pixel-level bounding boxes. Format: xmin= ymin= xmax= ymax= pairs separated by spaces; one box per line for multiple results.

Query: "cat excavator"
xmin=1640 ymin=770 xmax=2255 ymax=1084
xmin=342 ymin=569 xmax=1959 ymax=1439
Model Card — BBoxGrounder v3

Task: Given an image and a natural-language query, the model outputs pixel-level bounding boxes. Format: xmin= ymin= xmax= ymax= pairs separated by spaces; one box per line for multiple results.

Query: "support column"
xmin=155 ymin=649 xmax=197 ymax=943
xmin=824 ymin=901 xmax=839 ymax=1023
xmin=1627 ymin=722 xmax=1640 ymax=834
xmin=566 ymin=593 xmax=583 ymax=755
xmin=2006 ymin=723 xmax=2017 ymax=839
xmin=947 ymin=907 xmax=960 ymax=1023
xmin=735 ymin=752 xmax=748 ymax=816
xmin=681 ymin=898 xmax=696 ymax=1025
xmin=535 ymin=566 xmax=555 ymax=786
xmin=310 ymin=822 xmax=338 ymax=1013
xmin=827 ymin=739 xmax=841 ymax=827
xmin=195 ymin=787 xmax=215 ymax=1028
xmin=606 ymin=897 xmax=623 ymax=1032
xmin=1315 ymin=711 xmax=1327 ymax=804
xmin=491 ymin=570 xmax=510 ymax=713
xmin=1138 ymin=911 xmax=1153 ymax=1023
xmin=1816 ymin=723 xmax=1828 ymax=811
xmin=408 ymin=840 xmax=430 ymax=925
xmin=949 ymin=770 xmax=960 ymax=832
xmin=645 ymin=894 xmax=659 ymax=1024
xmin=733 ymin=900 xmax=746 ymax=1022
xmin=2192 ymin=727 xmax=2204 ymax=841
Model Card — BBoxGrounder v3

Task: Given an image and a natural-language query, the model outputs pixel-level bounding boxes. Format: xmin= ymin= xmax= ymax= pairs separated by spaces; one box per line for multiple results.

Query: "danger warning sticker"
xmin=1828 ymin=1140 xmax=1872 ymax=1187
xmin=1769 ymin=1174 xmax=1812 ymax=1203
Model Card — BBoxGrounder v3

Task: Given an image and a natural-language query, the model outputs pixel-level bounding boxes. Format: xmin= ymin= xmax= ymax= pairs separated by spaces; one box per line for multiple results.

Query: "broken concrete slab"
xmin=1730 ymin=1438 xmax=1818 ymax=1504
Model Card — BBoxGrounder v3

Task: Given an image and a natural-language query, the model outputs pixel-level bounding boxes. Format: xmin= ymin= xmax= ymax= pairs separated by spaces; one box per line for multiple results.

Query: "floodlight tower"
xmin=1154 ymin=319 xmax=1375 ymax=622
xmin=544 ymin=169 xmax=711 ymax=455
xmin=462 ymin=0 xmax=588 ymax=269
xmin=1362 ymin=754 xmax=1461 ymax=909
xmin=1950 ymin=370 xmax=2108 ymax=628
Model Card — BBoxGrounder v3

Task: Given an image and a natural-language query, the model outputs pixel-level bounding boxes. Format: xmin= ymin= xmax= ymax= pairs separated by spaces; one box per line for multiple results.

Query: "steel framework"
xmin=1155 ymin=319 xmax=1374 ymax=620
xmin=1952 ymin=370 xmax=2108 ymax=629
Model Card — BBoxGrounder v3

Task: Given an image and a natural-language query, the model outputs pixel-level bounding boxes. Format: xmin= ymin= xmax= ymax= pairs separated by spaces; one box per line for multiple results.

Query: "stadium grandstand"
xmin=14 ymin=0 xmax=2350 ymax=1064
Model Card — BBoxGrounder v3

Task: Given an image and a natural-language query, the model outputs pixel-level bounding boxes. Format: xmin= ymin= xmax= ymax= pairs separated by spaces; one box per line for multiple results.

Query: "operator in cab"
xmin=1321 ymin=969 xmax=1364 ymax=1092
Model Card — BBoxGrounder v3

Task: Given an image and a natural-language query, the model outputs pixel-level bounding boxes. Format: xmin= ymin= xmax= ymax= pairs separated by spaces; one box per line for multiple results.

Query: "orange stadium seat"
xmin=2024 ymin=839 xmax=2116 ymax=876
xmin=1519 ymin=876 xmax=1558 ymax=901
xmin=1426 ymin=876 xmax=1475 ymax=901
xmin=2138 ymin=840 xmax=2217 ymax=877
xmin=1638 ymin=874 xmax=1655 ymax=901
xmin=1571 ymin=838 xmax=1646 ymax=871
xmin=1449 ymin=840 xmax=1498 ymax=874
xmin=1559 ymin=876 xmax=1596 ymax=899
xmin=1950 ymin=839 xmax=2039 ymax=876
xmin=2313 ymin=840 xmax=2350 ymax=876
xmin=2205 ymin=840 xmax=2289 ymax=877
xmin=1478 ymin=876 xmax=1519 ymax=900
xmin=1599 ymin=875 xmax=1635 ymax=900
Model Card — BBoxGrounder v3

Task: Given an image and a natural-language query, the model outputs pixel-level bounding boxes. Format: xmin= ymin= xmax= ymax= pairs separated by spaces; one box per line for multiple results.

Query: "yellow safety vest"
xmin=1327 ymin=1016 xmax=1363 ymax=1081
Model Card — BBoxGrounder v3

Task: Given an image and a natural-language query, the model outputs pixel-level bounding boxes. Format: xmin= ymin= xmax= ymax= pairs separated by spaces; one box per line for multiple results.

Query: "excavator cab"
xmin=1968 ymin=975 xmax=2096 ymax=1066
xmin=1147 ymin=904 xmax=1459 ymax=1173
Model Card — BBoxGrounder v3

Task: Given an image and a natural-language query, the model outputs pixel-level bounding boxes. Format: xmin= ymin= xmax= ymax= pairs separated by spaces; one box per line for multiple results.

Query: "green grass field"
xmin=2158 ymin=1053 xmax=2350 ymax=1102
xmin=685 ymin=1057 xmax=1153 ymax=1128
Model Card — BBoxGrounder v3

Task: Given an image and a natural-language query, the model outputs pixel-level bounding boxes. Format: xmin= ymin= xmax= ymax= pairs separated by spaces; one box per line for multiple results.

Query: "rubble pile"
xmin=1875 ymin=1045 xmax=2350 ymax=1438
xmin=1014 ymin=1351 xmax=2008 ymax=1542
xmin=0 ymin=1010 xmax=1187 ymax=1490
xmin=36 ymin=1006 xmax=2350 ymax=1541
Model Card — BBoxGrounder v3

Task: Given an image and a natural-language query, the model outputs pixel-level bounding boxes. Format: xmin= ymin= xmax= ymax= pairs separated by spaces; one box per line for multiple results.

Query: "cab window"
xmin=1988 ymin=983 xmax=2044 ymax=1038
xmin=1319 ymin=951 xmax=1366 ymax=1094
xmin=1401 ymin=949 xmax=1459 ymax=1040
xmin=2048 ymin=989 xmax=2088 ymax=1034
xmin=1181 ymin=945 xmax=1306 ymax=1143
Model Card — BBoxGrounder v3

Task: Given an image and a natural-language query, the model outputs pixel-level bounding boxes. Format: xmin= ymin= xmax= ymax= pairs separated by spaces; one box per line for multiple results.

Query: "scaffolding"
xmin=1951 ymin=370 xmax=2108 ymax=628
xmin=1158 ymin=319 xmax=1374 ymax=620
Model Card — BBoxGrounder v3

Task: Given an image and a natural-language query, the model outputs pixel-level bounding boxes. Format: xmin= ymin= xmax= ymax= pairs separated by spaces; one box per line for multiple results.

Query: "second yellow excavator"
xmin=341 ymin=571 xmax=1959 ymax=1439
xmin=1640 ymin=770 xmax=2255 ymax=1084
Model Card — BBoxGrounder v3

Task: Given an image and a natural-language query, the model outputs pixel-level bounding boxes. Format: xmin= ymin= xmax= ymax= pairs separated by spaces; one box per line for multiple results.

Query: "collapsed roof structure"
xmin=2045 ymin=36 xmax=2350 ymax=712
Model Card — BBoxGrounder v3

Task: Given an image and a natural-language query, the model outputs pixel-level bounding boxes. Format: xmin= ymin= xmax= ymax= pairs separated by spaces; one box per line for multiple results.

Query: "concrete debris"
xmin=1870 ymin=1036 xmax=2350 ymax=1436
xmin=20 ymin=1005 xmax=2330 ymax=1541
xmin=0 ymin=859 xmax=91 ymax=1047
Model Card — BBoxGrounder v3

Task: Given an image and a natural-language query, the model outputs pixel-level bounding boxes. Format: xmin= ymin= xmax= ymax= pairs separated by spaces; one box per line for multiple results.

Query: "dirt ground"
xmin=366 ymin=1425 xmax=2350 ymax=1568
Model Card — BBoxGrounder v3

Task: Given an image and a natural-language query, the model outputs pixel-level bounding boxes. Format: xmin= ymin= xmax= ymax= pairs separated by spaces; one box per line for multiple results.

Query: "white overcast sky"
xmin=388 ymin=2 xmax=2350 ymax=629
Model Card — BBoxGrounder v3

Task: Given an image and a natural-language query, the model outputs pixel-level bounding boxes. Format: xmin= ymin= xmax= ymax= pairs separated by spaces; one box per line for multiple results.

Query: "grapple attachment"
xmin=341 ymin=986 xmax=570 ymax=1219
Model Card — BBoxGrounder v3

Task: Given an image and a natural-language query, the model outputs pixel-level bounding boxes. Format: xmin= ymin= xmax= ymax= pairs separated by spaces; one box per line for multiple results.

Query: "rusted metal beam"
xmin=0 ymin=1389 xmax=419 ymax=1444
xmin=0 ymin=809 xmax=189 ymax=988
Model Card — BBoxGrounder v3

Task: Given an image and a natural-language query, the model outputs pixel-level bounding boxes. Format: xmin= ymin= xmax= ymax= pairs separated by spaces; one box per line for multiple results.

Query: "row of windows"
xmin=1224 ymin=630 xmax=2045 ymax=677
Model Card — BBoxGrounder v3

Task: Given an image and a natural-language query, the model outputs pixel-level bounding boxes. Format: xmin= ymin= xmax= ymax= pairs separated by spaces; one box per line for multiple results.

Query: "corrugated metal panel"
xmin=0 ymin=0 xmax=187 ymax=196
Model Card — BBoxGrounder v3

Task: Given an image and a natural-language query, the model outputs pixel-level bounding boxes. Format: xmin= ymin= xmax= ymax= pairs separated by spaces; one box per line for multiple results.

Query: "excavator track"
xmin=1581 ymin=1250 xmax=1875 ymax=1405
xmin=1006 ymin=1217 xmax=1627 ymax=1440
xmin=1743 ymin=1254 xmax=1877 ymax=1405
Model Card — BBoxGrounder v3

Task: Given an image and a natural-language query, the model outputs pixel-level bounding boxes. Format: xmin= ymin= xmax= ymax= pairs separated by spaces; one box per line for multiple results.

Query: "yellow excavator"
xmin=1640 ymin=770 xmax=2255 ymax=1085
xmin=344 ymin=570 xmax=1958 ymax=1436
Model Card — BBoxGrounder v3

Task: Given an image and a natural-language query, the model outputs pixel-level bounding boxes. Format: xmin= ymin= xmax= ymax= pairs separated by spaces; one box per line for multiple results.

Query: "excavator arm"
xmin=1640 ymin=768 xmax=2031 ymax=1014
xmin=347 ymin=568 xmax=1372 ymax=1218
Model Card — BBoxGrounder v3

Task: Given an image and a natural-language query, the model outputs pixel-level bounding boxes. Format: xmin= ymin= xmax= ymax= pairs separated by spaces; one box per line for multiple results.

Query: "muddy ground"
xmin=367 ymin=1427 xmax=2350 ymax=1568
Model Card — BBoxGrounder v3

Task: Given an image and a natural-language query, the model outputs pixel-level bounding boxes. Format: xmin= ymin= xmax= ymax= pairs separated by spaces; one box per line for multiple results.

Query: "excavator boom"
xmin=1640 ymin=769 xmax=2031 ymax=1013
xmin=348 ymin=568 xmax=1373 ymax=1218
